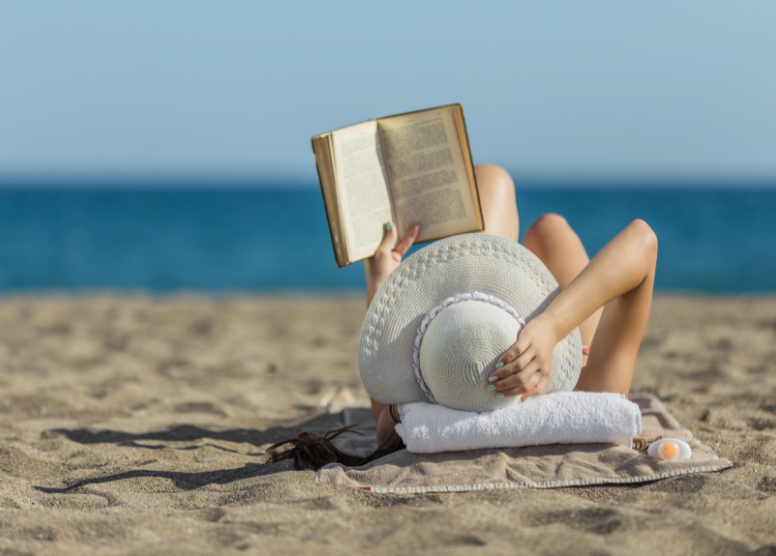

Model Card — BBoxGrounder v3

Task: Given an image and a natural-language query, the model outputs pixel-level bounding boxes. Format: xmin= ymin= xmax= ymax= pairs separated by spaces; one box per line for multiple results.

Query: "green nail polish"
xmin=495 ymin=362 xmax=504 ymax=369
xmin=487 ymin=385 xmax=496 ymax=391
xmin=495 ymin=392 xmax=505 ymax=398
xmin=385 ymin=221 xmax=392 ymax=231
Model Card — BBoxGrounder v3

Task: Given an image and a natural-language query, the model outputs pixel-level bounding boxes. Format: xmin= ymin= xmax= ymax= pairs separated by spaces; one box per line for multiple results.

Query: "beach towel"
xmin=315 ymin=393 xmax=732 ymax=494
xmin=397 ymin=392 xmax=641 ymax=453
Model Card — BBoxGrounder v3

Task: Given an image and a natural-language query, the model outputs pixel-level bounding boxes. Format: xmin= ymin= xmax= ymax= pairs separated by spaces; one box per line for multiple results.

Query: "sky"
xmin=1 ymin=1 xmax=775 ymax=184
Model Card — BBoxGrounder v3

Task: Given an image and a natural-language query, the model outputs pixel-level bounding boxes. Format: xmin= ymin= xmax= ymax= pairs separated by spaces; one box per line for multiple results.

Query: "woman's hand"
xmin=487 ymin=313 xmax=559 ymax=400
xmin=364 ymin=222 xmax=421 ymax=307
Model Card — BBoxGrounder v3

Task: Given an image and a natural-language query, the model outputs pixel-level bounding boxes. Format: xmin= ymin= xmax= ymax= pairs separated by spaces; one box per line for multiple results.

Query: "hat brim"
xmin=359 ymin=234 xmax=582 ymax=405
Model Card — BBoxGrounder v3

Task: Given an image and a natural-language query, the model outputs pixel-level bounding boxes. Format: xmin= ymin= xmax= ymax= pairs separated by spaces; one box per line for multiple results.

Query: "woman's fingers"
xmin=489 ymin=346 xmax=531 ymax=382
xmin=496 ymin=368 xmax=544 ymax=398
xmin=393 ymin=223 xmax=421 ymax=257
xmin=493 ymin=359 xmax=539 ymax=392
xmin=511 ymin=349 xmax=534 ymax=373
xmin=498 ymin=387 xmax=523 ymax=398
xmin=522 ymin=374 xmax=551 ymax=400
xmin=377 ymin=221 xmax=399 ymax=253
xmin=489 ymin=339 xmax=529 ymax=382
xmin=498 ymin=351 xmax=533 ymax=380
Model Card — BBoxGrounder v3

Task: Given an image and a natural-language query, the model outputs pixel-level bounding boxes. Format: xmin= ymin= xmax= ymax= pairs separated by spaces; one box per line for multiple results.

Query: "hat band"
xmin=411 ymin=292 xmax=527 ymax=403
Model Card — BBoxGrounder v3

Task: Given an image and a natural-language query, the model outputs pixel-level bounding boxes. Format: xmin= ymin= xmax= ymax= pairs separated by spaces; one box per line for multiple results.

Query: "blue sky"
xmin=1 ymin=1 xmax=775 ymax=183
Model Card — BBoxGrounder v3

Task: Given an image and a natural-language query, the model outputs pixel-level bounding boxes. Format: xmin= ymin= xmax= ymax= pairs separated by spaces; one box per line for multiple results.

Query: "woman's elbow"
xmin=627 ymin=219 xmax=658 ymax=261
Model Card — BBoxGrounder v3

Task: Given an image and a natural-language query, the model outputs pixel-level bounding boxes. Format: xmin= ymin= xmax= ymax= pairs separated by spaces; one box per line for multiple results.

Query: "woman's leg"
xmin=522 ymin=214 xmax=603 ymax=354
xmin=475 ymin=164 xmax=520 ymax=241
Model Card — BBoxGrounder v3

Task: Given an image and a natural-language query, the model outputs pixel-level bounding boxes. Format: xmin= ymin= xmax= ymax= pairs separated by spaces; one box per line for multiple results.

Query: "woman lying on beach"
xmin=269 ymin=164 xmax=657 ymax=469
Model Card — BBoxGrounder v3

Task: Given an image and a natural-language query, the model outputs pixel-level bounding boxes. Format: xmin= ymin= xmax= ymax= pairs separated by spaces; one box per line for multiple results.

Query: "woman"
xmin=271 ymin=164 xmax=657 ymax=468
xmin=366 ymin=164 xmax=657 ymax=447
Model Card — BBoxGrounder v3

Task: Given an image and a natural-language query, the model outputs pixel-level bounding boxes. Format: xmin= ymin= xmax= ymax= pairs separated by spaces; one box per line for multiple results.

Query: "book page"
xmin=378 ymin=106 xmax=479 ymax=241
xmin=331 ymin=121 xmax=392 ymax=262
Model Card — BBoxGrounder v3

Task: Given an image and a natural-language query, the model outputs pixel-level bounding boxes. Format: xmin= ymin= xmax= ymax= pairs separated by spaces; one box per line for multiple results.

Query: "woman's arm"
xmin=364 ymin=222 xmax=421 ymax=307
xmin=489 ymin=219 xmax=658 ymax=399
xmin=365 ymin=222 xmax=421 ymax=420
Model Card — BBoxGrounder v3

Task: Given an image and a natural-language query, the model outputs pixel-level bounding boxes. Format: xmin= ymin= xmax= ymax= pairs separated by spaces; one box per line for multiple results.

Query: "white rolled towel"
xmin=395 ymin=391 xmax=642 ymax=454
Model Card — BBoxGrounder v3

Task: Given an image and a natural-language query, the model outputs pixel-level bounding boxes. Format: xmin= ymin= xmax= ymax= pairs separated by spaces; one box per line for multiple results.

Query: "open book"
xmin=311 ymin=104 xmax=484 ymax=267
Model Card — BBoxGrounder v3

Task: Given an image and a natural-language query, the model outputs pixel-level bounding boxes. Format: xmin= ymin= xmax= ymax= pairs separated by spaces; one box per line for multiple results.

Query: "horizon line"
xmin=1 ymin=172 xmax=776 ymax=189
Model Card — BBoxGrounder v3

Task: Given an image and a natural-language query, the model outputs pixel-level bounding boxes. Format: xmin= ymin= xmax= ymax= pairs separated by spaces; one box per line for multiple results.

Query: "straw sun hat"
xmin=359 ymin=233 xmax=582 ymax=413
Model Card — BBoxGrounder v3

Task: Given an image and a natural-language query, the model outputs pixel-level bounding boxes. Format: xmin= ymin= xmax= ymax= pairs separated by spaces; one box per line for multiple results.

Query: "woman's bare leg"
xmin=475 ymin=164 xmax=519 ymax=241
xmin=522 ymin=214 xmax=603 ymax=354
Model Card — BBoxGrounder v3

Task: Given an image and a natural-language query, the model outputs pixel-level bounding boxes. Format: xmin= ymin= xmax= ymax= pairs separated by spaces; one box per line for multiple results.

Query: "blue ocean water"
xmin=0 ymin=185 xmax=774 ymax=293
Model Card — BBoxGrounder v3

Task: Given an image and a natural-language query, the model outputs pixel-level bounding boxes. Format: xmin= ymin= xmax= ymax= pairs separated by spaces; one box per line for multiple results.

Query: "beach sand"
xmin=0 ymin=294 xmax=775 ymax=555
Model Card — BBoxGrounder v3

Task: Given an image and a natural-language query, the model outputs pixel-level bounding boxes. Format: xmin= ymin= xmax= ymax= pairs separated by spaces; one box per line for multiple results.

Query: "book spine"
xmin=311 ymin=137 xmax=346 ymax=267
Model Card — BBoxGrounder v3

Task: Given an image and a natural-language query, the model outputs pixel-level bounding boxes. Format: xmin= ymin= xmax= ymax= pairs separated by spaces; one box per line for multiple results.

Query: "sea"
xmin=1 ymin=184 xmax=775 ymax=293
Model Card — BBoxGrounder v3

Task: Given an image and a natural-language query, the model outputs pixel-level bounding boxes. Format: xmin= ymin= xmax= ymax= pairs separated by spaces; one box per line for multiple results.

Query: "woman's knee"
xmin=475 ymin=164 xmax=519 ymax=240
xmin=474 ymin=164 xmax=515 ymax=199
xmin=524 ymin=213 xmax=571 ymax=245
xmin=627 ymin=219 xmax=658 ymax=261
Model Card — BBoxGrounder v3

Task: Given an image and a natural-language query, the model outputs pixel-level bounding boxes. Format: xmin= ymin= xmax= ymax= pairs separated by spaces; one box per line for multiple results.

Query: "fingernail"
xmin=488 ymin=375 xmax=498 ymax=383
xmin=495 ymin=362 xmax=504 ymax=370
xmin=495 ymin=392 xmax=504 ymax=398
xmin=487 ymin=385 xmax=496 ymax=391
xmin=384 ymin=222 xmax=392 ymax=231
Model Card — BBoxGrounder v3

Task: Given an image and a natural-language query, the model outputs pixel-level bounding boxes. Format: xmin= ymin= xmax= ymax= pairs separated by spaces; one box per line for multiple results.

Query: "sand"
xmin=0 ymin=294 xmax=775 ymax=555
